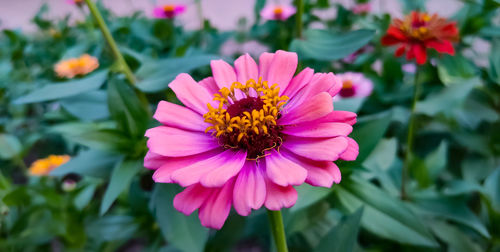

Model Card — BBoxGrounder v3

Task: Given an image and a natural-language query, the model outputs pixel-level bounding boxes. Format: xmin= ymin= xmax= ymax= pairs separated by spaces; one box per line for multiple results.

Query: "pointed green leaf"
xmin=151 ymin=184 xmax=208 ymax=252
xmin=290 ymin=29 xmax=375 ymax=61
xmin=100 ymin=159 xmax=142 ymax=215
xmin=314 ymin=208 xmax=364 ymax=252
xmin=14 ymin=70 xmax=108 ymax=104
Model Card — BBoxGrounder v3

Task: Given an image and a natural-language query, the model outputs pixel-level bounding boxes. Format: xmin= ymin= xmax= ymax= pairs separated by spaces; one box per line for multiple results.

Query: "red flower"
xmin=381 ymin=11 xmax=459 ymax=65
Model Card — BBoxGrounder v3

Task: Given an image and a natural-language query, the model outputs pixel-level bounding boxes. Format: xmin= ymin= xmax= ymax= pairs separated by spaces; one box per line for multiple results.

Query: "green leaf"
xmin=333 ymin=97 xmax=366 ymax=113
xmin=479 ymin=26 xmax=500 ymax=38
xmin=425 ymin=141 xmax=447 ymax=181
xmin=60 ymin=90 xmax=110 ymax=121
xmin=484 ymin=168 xmax=500 ymax=211
xmin=292 ymin=184 xmax=332 ymax=212
xmin=335 ymin=177 xmax=437 ymax=246
xmin=289 ymin=29 xmax=375 ymax=61
xmin=362 ymin=138 xmax=397 ymax=172
xmin=416 ymin=77 xmax=480 ymax=116
xmin=151 ymin=184 xmax=208 ymax=252
xmin=86 ymin=215 xmax=138 ymax=242
xmin=488 ymin=41 xmax=500 ymax=85
xmin=14 ymin=70 xmax=108 ymax=104
xmin=350 ymin=111 xmax=392 ymax=164
xmin=136 ymin=55 xmax=218 ymax=93
xmin=437 ymin=54 xmax=477 ymax=85
xmin=74 ymin=183 xmax=97 ymax=210
xmin=107 ymin=77 xmax=149 ymax=137
xmin=0 ymin=134 xmax=22 ymax=160
xmin=100 ymin=158 xmax=142 ymax=215
xmin=50 ymin=149 xmax=120 ymax=178
xmin=428 ymin=220 xmax=483 ymax=252
xmin=411 ymin=196 xmax=490 ymax=238
xmin=314 ymin=208 xmax=363 ymax=252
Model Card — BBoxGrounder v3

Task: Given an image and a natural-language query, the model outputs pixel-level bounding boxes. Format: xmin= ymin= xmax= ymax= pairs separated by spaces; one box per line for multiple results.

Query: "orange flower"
xmin=381 ymin=11 xmax=459 ymax=64
xmin=28 ymin=155 xmax=70 ymax=176
xmin=54 ymin=54 xmax=99 ymax=78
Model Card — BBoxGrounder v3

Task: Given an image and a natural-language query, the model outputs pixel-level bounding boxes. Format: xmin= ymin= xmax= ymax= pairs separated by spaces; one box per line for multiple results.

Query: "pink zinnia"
xmin=260 ymin=4 xmax=296 ymax=21
xmin=153 ymin=4 xmax=186 ymax=19
xmin=144 ymin=51 xmax=359 ymax=229
xmin=66 ymin=0 xmax=84 ymax=5
xmin=335 ymin=72 xmax=373 ymax=98
xmin=352 ymin=3 xmax=371 ymax=15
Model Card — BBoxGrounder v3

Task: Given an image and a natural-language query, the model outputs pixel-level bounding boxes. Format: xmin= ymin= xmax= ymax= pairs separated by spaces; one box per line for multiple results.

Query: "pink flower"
xmin=153 ymin=4 xmax=186 ymax=19
xmin=352 ymin=3 xmax=371 ymax=14
xmin=144 ymin=51 xmax=359 ymax=229
xmin=335 ymin=72 xmax=373 ymax=98
xmin=260 ymin=4 xmax=296 ymax=21
xmin=66 ymin=0 xmax=84 ymax=5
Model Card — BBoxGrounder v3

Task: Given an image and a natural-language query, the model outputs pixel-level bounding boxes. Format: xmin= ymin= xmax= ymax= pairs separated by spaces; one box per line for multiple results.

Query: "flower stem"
xmin=267 ymin=210 xmax=288 ymax=252
xmin=83 ymin=0 xmax=135 ymax=85
xmin=401 ymin=66 xmax=421 ymax=200
xmin=295 ymin=0 xmax=304 ymax=39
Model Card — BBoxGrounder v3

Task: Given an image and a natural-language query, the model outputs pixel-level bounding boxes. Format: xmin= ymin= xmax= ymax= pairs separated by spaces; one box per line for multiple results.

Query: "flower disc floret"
xmin=203 ymin=78 xmax=289 ymax=159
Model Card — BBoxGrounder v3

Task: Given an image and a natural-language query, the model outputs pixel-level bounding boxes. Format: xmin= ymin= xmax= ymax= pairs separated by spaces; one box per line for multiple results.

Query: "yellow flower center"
xmin=342 ymin=80 xmax=354 ymax=89
xmin=274 ymin=7 xmax=284 ymax=15
xmin=163 ymin=5 xmax=175 ymax=12
xmin=400 ymin=13 xmax=432 ymax=40
xmin=204 ymin=78 xmax=289 ymax=159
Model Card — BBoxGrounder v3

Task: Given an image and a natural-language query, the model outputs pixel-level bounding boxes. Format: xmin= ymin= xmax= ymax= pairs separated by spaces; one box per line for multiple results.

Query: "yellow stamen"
xmin=203 ymin=78 xmax=288 ymax=144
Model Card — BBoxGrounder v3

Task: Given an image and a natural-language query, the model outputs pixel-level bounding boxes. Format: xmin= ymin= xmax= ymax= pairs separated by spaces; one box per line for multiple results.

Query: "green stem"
xmin=401 ymin=66 xmax=421 ymax=200
xmin=83 ymin=0 xmax=135 ymax=85
xmin=295 ymin=0 xmax=304 ymax=39
xmin=267 ymin=210 xmax=288 ymax=252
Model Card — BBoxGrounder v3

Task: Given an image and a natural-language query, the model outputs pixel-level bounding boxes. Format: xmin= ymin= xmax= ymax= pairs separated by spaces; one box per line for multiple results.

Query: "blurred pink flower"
xmin=352 ymin=3 xmax=371 ymax=14
xmin=260 ymin=4 xmax=296 ymax=21
xmin=153 ymin=4 xmax=186 ymax=19
xmin=402 ymin=63 xmax=417 ymax=73
xmin=336 ymin=72 xmax=373 ymax=98
xmin=66 ymin=0 xmax=84 ymax=5
xmin=144 ymin=51 xmax=359 ymax=229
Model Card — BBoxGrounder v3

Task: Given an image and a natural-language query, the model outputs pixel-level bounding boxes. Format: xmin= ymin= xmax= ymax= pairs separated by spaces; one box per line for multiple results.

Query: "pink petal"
xmin=234 ymin=53 xmax=259 ymax=84
xmin=258 ymin=52 xmax=275 ymax=80
xmin=170 ymin=149 xmax=243 ymax=187
xmin=173 ymin=183 xmax=212 ymax=215
xmin=144 ymin=151 xmax=168 ymax=170
xmin=282 ymin=149 xmax=341 ymax=187
xmin=282 ymin=122 xmax=352 ymax=138
xmin=200 ymin=150 xmax=247 ymax=187
xmin=153 ymin=8 xmax=167 ymax=18
xmin=287 ymin=73 xmax=337 ymax=110
xmin=153 ymin=101 xmax=208 ymax=132
xmin=145 ymin=126 xmax=218 ymax=157
xmin=265 ymin=149 xmax=307 ymax=187
xmin=264 ymin=180 xmax=298 ymax=210
xmin=211 ymin=60 xmax=237 ymax=90
xmin=339 ymin=137 xmax=359 ymax=161
xmin=282 ymin=136 xmax=349 ymax=161
xmin=152 ymin=149 xmax=223 ymax=183
xmin=280 ymin=6 xmax=297 ymax=19
xmin=311 ymin=110 xmax=357 ymax=125
xmin=169 ymin=73 xmax=215 ymax=114
xmin=199 ymin=77 xmax=220 ymax=95
xmin=198 ymin=179 xmax=234 ymax=229
xmin=279 ymin=92 xmax=333 ymax=125
xmin=266 ymin=50 xmax=298 ymax=92
xmin=327 ymin=74 xmax=343 ymax=97
xmin=282 ymin=67 xmax=314 ymax=97
xmin=233 ymin=161 xmax=266 ymax=216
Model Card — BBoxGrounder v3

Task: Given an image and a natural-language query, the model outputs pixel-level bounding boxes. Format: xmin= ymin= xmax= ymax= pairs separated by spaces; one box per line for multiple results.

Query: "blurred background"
xmin=0 ymin=0 xmax=464 ymax=31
